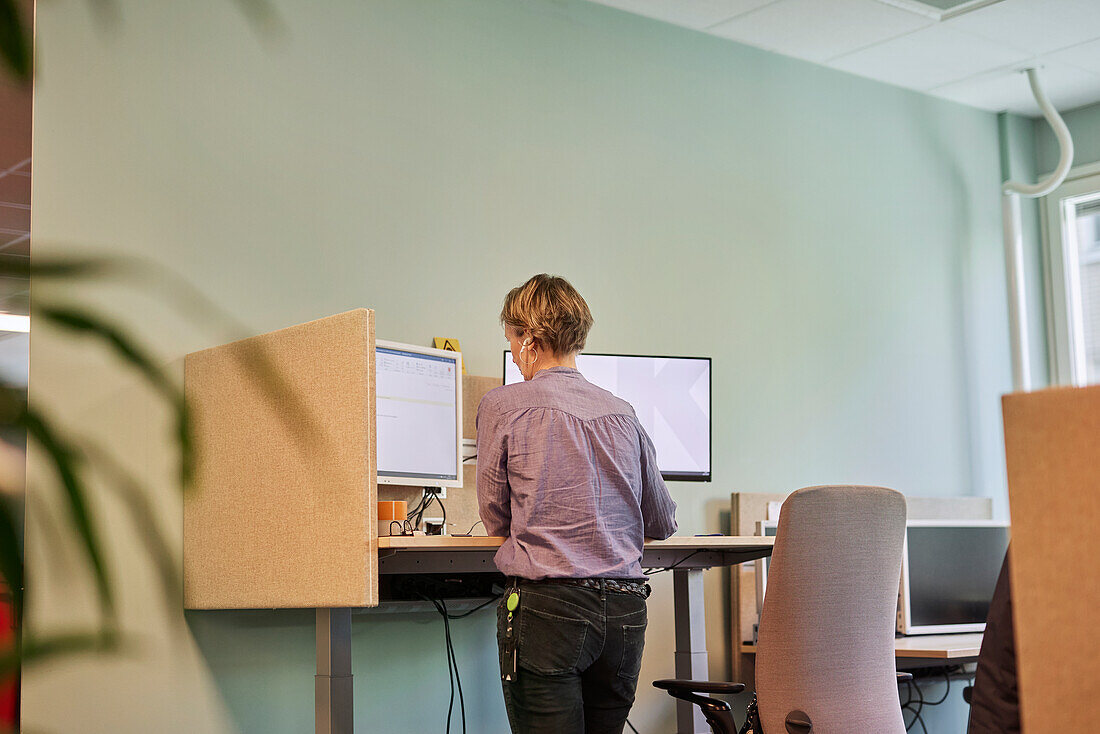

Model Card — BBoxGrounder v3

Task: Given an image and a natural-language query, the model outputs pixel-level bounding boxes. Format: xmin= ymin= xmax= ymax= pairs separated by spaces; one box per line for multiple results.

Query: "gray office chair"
xmin=656 ymin=485 xmax=908 ymax=733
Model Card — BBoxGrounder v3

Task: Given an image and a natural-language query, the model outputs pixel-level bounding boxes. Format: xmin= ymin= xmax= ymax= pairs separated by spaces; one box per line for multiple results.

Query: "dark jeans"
xmin=497 ymin=580 xmax=648 ymax=734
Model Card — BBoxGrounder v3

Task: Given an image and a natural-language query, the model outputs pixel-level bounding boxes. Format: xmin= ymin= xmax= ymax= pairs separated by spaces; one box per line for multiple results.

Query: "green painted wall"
xmin=27 ymin=0 xmax=1011 ymax=732
xmin=1036 ymin=101 xmax=1100 ymax=173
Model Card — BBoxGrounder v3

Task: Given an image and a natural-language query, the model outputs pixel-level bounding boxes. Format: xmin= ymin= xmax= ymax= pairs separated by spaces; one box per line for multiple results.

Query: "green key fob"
xmin=506 ymin=591 xmax=520 ymax=613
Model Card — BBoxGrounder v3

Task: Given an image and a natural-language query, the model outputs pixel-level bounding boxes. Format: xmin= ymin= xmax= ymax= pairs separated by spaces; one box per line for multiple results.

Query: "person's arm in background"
xmin=639 ymin=425 xmax=677 ymax=539
xmin=476 ymin=394 xmax=511 ymax=537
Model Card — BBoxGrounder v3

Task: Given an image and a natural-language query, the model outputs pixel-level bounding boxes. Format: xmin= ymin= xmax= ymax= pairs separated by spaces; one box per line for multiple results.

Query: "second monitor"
xmin=504 ymin=351 xmax=711 ymax=481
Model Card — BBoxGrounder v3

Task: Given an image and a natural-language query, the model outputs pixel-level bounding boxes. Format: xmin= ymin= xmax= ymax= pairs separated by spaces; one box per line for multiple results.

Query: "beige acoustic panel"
xmin=464 ymin=374 xmax=502 ymax=439
xmin=729 ymin=492 xmax=788 ymax=687
xmin=184 ymin=309 xmax=377 ymax=609
xmin=1003 ymin=385 xmax=1100 ymax=733
xmin=905 ymin=496 xmax=992 ymax=521
xmin=451 ymin=464 xmax=484 ymax=535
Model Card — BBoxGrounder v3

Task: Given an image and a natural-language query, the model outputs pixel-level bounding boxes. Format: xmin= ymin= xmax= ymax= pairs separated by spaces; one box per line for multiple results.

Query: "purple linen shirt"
xmin=476 ymin=366 xmax=677 ymax=580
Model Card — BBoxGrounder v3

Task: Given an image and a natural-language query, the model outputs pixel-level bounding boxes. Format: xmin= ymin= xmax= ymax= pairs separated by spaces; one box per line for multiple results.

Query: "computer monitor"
xmin=376 ymin=340 xmax=463 ymax=487
xmin=897 ymin=520 xmax=1010 ymax=635
xmin=503 ymin=352 xmax=711 ymax=481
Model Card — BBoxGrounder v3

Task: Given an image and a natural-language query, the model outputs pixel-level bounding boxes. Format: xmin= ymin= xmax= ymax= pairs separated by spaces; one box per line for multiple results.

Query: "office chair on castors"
xmin=654 ymin=486 xmax=909 ymax=734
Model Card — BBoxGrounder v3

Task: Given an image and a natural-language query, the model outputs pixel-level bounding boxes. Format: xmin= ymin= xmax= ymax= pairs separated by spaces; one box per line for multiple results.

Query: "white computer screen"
xmin=376 ymin=345 xmax=459 ymax=482
xmin=504 ymin=352 xmax=711 ymax=480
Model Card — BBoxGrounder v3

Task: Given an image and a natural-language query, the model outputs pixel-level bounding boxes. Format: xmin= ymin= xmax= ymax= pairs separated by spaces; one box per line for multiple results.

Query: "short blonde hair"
xmin=500 ymin=274 xmax=593 ymax=355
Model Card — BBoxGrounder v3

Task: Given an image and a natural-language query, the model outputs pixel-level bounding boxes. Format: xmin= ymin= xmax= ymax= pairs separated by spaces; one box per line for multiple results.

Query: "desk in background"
xmin=740 ymin=632 xmax=983 ymax=668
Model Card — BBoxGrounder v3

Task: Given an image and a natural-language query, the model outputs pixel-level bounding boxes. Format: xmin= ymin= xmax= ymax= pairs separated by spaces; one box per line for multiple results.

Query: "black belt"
xmin=517 ymin=577 xmax=651 ymax=599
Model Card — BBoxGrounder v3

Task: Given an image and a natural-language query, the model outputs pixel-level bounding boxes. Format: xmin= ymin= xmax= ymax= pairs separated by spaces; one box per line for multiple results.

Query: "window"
xmin=1043 ymin=168 xmax=1100 ymax=386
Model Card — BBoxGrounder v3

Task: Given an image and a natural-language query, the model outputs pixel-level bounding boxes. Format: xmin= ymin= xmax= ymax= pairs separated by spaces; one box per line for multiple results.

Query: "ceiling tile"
xmin=707 ymin=0 xmax=933 ymax=62
xmin=1046 ymin=38 xmax=1100 ymax=76
xmin=590 ymin=0 xmax=778 ymax=30
xmin=584 ymin=0 xmax=1100 ymax=113
xmin=828 ymin=23 xmax=1030 ymax=90
xmin=930 ymin=61 xmax=1100 ymax=114
xmin=944 ymin=0 xmax=1100 ymax=57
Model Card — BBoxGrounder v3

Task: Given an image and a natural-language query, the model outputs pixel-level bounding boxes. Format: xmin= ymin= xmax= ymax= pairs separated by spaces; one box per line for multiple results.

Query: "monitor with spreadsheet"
xmin=897 ymin=520 xmax=1010 ymax=635
xmin=376 ymin=340 xmax=462 ymax=487
xmin=504 ymin=352 xmax=711 ymax=481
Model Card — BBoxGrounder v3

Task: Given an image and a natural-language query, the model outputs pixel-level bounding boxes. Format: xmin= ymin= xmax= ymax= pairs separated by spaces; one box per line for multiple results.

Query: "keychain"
xmin=503 ymin=588 xmax=520 ymax=681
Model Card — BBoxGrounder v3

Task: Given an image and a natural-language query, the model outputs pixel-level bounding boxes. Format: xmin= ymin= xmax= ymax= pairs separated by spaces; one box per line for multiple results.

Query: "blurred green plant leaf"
xmin=19 ymin=409 xmax=114 ymax=623
xmin=35 ymin=305 xmax=193 ymax=487
xmin=0 ymin=0 xmax=30 ymax=83
xmin=84 ymin=442 xmax=180 ymax=616
xmin=0 ymin=629 xmax=120 ymax=676
xmin=0 ymin=500 xmax=22 ymax=628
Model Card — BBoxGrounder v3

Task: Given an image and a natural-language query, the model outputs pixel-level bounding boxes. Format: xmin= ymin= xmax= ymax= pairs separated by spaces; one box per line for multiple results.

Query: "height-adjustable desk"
xmin=182 ymin=311 xmax=770 ymax=734
xmin=343 ymin=535 xmax=773 ymax=734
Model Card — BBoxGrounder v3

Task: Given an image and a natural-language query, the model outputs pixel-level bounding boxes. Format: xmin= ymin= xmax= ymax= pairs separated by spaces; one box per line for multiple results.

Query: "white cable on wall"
xmin=1001 ymin=68 xmax=1074 ymax=392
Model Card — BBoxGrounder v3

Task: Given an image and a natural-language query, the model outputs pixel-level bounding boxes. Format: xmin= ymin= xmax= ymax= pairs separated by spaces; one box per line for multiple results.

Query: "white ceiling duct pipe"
xmin=1002 ymin=68 xmax=1074 ymax=391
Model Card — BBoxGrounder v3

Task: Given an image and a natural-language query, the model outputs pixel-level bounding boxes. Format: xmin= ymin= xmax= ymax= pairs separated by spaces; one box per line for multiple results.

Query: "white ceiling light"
xmin=875 ymin=0 xmax=1006 ymax=21
xmin=0 ymin=314 xmax=29 ymax=333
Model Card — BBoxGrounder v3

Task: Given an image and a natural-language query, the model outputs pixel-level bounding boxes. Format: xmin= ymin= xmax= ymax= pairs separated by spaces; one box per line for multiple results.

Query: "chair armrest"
xmin=897 ymin=672 xmax=914 ymax=683
xmin=652 ymin=679 xmax=746 ymax=696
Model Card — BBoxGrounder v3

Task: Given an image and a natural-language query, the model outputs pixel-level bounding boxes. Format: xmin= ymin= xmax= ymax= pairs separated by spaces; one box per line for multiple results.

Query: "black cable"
xmin=436 ymin=492 xmax=447 ymax=527
xmin=645 ymin=550 xmax=703 ymax=576
xmin=414 ymin=487 xmax=447 ymax=534
xmin=442 ymin=599 xmax=466 ymax=734
xmin=625 ymin=718 xmax=640 ymax=734
xmin=441 ymin=600 xmax=457 ymax=734
xmin=902 ymin=680 xmax=920 ymax=732
xmin=462 ymin=453 xmax=477 ymax=462
xmin=426 ymin=597 xmax=459 ymax=734
xmin=417 ymin=592 xmax=494 ymax=734
xmin=406 ymin=490 xmax=431 ymax=530
xmin=903 ymin=675 xmax=928 ymax=734
xmin=923 ymin=669 xmax=952 ymax=705
xmin=416 ymin=593 xmax=457 ymax=734
xmin=445 ymin=595 xmax=499 ymax=619
xmin=902 ymin=664 xmax=957 ymax=732
xmin=454 ymin=519 xmax=484 ymax=537
xmin=903 ymin=705 xmax=928 ymax=734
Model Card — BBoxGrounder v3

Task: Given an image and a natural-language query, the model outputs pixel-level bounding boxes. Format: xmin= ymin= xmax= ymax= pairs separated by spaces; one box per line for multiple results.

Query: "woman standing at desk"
xmin=477 ymin=274 xmax=678 ymax=734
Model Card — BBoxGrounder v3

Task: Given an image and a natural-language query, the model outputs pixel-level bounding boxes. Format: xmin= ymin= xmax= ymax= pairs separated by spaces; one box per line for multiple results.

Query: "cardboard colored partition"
xmin=1002 ymin=385 xmax=1100 ymax=733
xmin=184 ymin=309 xmax=377 ymax=609
xmin=463 ymin=374 xmax=502 ymax=439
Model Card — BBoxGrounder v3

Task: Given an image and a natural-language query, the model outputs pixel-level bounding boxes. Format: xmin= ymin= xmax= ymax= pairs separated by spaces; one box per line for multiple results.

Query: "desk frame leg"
xmin=673 ymin=568 xmax=710 ymax=734
xmin=316 ymin=608 xmax=353 ymax=734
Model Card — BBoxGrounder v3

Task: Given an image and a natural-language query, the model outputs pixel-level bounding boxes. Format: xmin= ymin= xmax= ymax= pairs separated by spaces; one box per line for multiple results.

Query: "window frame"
xmin=1041 ymin=162 xmax=1100 ymax=386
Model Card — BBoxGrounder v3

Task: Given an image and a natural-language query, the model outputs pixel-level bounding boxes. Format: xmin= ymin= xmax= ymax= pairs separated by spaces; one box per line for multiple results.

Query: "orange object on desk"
xmin=377 ymin=501 xmax=407 ymax=536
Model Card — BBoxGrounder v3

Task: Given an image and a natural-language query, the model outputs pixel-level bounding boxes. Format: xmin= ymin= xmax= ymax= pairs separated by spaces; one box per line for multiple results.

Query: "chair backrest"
xmin=755 ymin=485 xmax=907 ymax=734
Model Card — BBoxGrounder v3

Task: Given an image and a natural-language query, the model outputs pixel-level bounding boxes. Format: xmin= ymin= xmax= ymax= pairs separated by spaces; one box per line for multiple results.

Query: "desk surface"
xmin=892 ymin=633 xmax=983 ymax=659
xmin=377 ymin=535 xmax=773 ymax=574
xmin=378 ymin=535 xmax=775 ymax=550
xmin=740 ymin=632 xmax=983 ymax=660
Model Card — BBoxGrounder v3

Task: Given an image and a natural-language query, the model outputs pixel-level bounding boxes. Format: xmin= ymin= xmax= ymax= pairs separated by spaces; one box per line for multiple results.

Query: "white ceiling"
xmin=589 ymin=0 xmax=1100 ymax=116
